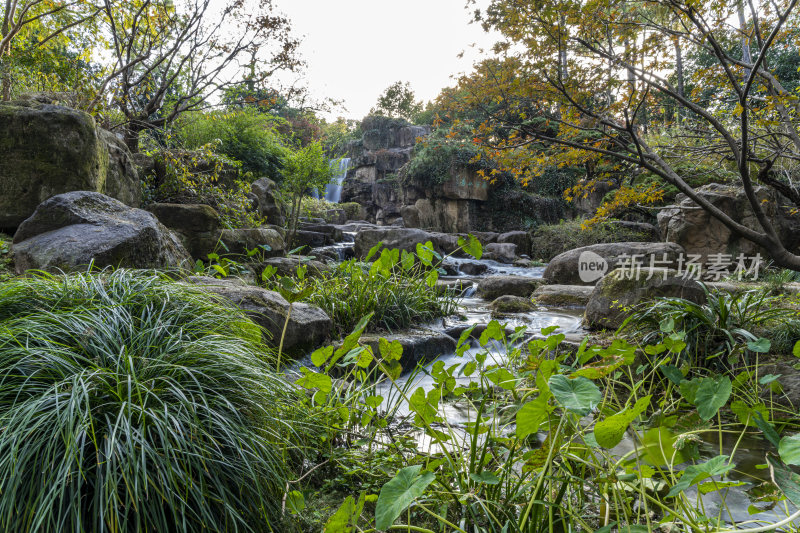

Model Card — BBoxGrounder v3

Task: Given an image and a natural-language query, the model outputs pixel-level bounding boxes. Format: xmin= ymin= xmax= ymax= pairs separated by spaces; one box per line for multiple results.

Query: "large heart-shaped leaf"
xmin=695 ymin=376 xmax=732 ymax=421
xmin=516 ymin=393 xmax=552 ymax=439
xmin=594 ymin=395 xmax=651 ymax=448
xmin=548 ymin=374 xmax=602 ymax=416
xmin=375 ymin=465 xmax=435 ymax=530
xmin=768 ymin=454 xmax=800 ymax=506
xmin=779 ymin=433 xmax=800 ymax=466
xmin=667 ymin=455 xmax=734 ymax=497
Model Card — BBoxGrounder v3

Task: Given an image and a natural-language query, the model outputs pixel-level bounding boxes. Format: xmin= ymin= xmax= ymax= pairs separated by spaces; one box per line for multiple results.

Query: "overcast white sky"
xmin=273 ymin=0 xmax=496 ymax=120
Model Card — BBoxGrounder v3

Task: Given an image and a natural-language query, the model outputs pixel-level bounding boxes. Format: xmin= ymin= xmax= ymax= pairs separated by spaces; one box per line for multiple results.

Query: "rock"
xmin=12 ymin=191 xmax=189 ymax=273
xmin=0 ymin=100 xmax=140 ymax=229
xmin=458 ymin=261 xmax=489 ymax=276
xmin=435 ymin=278 xmax=473 ymax=296
xmin=657 ymin=183 xmax=800 ymax=263
xmin=187 ymin=276 xmax=331 ymax=353
xmin=584 ymin=268 xmax=706 ymax=330
xmin=498 ymin=231 xmax=531 ymax=257
xmin=757 ymin=362 xmax=800 ymax=408
xmin=146 ymin=203 xmax=221 ymax=260
xmin=533 ymin=284 xmax=594 ymax=306
xmin=605 ymin=220 xmax=660 ymax=241
xmin=477 ymin=275 xmax=545 ymax=300
xmin=490 ymin=295 xmax=536 ymax=315
xmin=324 ymin=209 xmax=347 ymax=225
xmin=429 ymin=232 xmax=462 ymax=255
xmin=219 ymin=228 xmax=285 ymax=257
xmin=359 ymin=329 xmax=456 ymax=373
xmin=291 ymin=230 xmax=333 ymax=249
xmin=472 ymin=232 xmax=500 ymax=245
xmin=258 ymin=256 xmax=331 ymax=278
xmin=544 ymin=242 xmax=685 ymax=285
xmin=251 ymin=177 xmax=285 ymax=226
xmin=299 ymin=223 xmax=344 ymax=242
xmin=484 ymin=243 xmax=518 ymax=264
xmin=353 ymin=227 xmax=433 ymax=258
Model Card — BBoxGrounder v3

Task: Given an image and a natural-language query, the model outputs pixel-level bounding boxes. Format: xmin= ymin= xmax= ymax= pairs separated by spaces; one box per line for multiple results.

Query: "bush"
xmin=174 ymin=108 xmax=289 ymax=178
xmin=529 ymin=219 xmax=654 ymax=261
xmin=0 ymin=270 xmax=315 ymax=532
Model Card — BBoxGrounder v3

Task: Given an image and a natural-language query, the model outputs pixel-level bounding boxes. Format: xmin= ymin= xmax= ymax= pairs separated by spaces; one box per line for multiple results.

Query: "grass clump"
xmin=0 ymin=269 xmax=314 ymax=532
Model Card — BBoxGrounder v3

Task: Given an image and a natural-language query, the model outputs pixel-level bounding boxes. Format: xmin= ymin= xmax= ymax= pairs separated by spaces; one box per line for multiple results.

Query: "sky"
xmin=273 ymin=0 xmax=497 ymax=120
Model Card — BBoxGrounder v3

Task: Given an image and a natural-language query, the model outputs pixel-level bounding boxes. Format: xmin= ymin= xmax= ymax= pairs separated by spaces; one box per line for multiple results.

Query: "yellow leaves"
xmin=580 ymin=182 xmax=666 ymax=228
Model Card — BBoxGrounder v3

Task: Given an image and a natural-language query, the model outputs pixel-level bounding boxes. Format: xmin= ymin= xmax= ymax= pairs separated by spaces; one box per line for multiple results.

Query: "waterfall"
xmin=323 ymin=158 xmax=351 ymax=203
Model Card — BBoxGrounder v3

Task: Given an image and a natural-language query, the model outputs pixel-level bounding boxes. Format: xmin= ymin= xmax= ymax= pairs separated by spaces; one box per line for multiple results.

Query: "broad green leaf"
xmin=548 ymin=374 xmax=602 ymax=416
xmin=366 ymin=242 xmax=383 ymax=261
xmin=698 ymin=481 xmax=746 ymax=494
xmin=695 ymin=376 xmax=732 ymax=421
xmin=416 ymin=242 xmax=434 ymax=266
xmin=779 ymin=434 xmax=800 ymax=466
xmin=747 ymin=338 xmax=771 ymax=353
xmin=768 ymin=454 xmax=800 ymax=506
xmin=311 ymin=346 xmax=334 ymax=367
xmin=379 ymin=338 xmax=403 ymax=361
xmin=594 ymin=395 xmax=651 ymax=448
xmin=375 ymin=465 xmax=436 ymax=530
xmin=425 ymin=269 xmax=439 ymax=288
xmin=486 ymin=367 xmax=516 ymax=390
xmin=793 ymin=340 xmax=800 ymax=358
xmin=461 ymin=361 xmax=477 ymax=376
xmin=754 ymin=411 xmax=782 ymax=448
xmin=400 ymin=249 xmax=415 ymax=271
xmin=295 ymin=368 xmax=332 ymax=394
xmin=286 ymin=490 xmax=306 ymax=514
xmin=325 ymin=493 xmax=365 ymax=533
xmin=479 ymin=320 xmax=505 ymax=346
xmin=660 ymin=365 xmax=684 ymax=385
xmin=458 ymin=234 xmax=483 ymax=260
xmin=516 ymin=394 xmax=552 ymax=439
xmin=679 ymin=378 xmax=702 ymax=404
xmin=667 ymin=455 xmax=734 ymax=497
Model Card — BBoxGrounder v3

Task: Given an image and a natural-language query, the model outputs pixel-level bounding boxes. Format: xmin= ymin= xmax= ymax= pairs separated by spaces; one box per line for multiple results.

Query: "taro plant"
xmin=0 ymin=270 xmax=317 ymax=532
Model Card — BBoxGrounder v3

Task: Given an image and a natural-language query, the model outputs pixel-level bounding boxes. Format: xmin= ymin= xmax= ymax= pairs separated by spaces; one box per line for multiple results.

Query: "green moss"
xmin=0 ymin=234 xmax=14 ymax=281
xmin=530 ymin=220 xmax=652 ymax=261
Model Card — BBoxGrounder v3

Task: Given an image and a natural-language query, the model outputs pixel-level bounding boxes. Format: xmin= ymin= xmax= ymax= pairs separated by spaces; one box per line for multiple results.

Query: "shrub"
xmin=529 ymin=219 xmax=654 ymax=261
xmin=174 ymin=108 xmax=289 ymax=177
xmin=0 ymin=270 xmax=314 ymax=532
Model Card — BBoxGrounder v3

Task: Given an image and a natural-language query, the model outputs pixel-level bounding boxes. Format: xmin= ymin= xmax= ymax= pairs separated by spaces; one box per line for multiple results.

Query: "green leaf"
xmin=469 ymin=471 xmax=499 ymax=485
xmin=548 ymin=375 xmax=602 ymax=416
xmin=667 ymin=455 xmax=734 ymax=497
xmin=779 ymin=434 xmax=800 ymax=466
xmin=458 ymin=234 xmax=483 ymax=260
xmin=425 ymin=269 xmax=439 ymax=288
xmin=400 ymin=250 xmax=415 ymax=271
xmin=286 ymin=490 xmax=306 ymax=514
xmin=747 ymin=338 xmax=771 ymax=353
xmin=768 ymin=454 xmax=800 ymax=506
xmin=754 ymin=411 xmax=782 ymax=448
xmin=486 ymin=367 xmax=516 ymax=390
xmin=375 ymin=465 xmax=435 ymax=530
xmin=660 ymin=365 xmax=684 ymax=385
xmin=594 ymin=396 xmax=651 ymax=448
xmin=379 ymin=338 xmax=403 ymax=361
xmin=694 ymin=376 xmax=732 ymax=421
xmin=366 ymin=242 xmax=383 ymax=261
xmin=311 ymin=346 xmax=334 ymax=367
xmin=679 ymin=378 xmax=701 ymax=404
xmin=517 ymin=394 xmax=552 ymax=439
xmin=416 ymin=242 xmax=434 ymax=266
xmin=479 ymin=320 xmax=505 ymax=346
xmin=793 ymin=340 xmax=800 ymax=358
xmin=295 ymin=368 xmax=332 ymax=394
xmin=324 ymin=493 xmax=365 ymax=532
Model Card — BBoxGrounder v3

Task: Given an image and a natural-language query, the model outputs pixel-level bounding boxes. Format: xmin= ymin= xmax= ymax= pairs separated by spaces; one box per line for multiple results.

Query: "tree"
xmin=371 ymin=81 xmax=423 ymax=122
xmin=282 ymin=141 xmax=338 ymax=250
xmin=0 ymin=0 xmax=101 ymax=99
xmin=465 ymin=0 xmax=800 ymax=270
xmin=95 ymin=0 xmax=301 ymax=152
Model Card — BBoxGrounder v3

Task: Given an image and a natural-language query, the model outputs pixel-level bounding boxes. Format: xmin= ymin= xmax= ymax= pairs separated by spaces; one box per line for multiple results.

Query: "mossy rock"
xmin=490 ymin=295 xmax=536 ymax=316
xmin=533 ymin=284 xmax=593 ymax=307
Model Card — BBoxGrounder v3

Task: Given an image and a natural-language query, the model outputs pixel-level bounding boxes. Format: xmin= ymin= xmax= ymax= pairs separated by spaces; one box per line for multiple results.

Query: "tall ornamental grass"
xmin=0 ymin=269 xmax=313 ymax=532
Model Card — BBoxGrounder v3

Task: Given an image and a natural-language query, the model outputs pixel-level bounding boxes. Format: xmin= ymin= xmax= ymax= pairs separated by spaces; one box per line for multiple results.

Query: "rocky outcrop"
xmin=251 ymin=177 xmax=285 ymax=226
xmin=258 ymin=256 xmax=331 ymax=278
xmin=146 ymin=203 xmax=222 ymax=260
xmin=484 ymin=243 xmax=518 ymax=264
xmin=0 ymin=100 xmax=140 ymax=230
xmin=12 ymin=192 xmax=189 ymax=273
xmin=584 ymin=268 xmax=706 ymax=330
xmin=657 ymin=183 xmax=800 ymax=263
xmin=359 ymin=329 xmax=456 ymax=373
xmin=353 ymin=227 xmax=435 ymax=258
xmin=533 ymin=285 xmax=594 ymax=307
xmin=498 ymin=231 xmax=531 ymax=257
xmin=187 ymin=276 xmax=331 ymax=353
xmin=544 ymin=242 xmax=685 ymax=285
xmin=476 ymin=275 xmax=545 ymax=300
xmin=219 ymin=228 xmax=285 ymax=257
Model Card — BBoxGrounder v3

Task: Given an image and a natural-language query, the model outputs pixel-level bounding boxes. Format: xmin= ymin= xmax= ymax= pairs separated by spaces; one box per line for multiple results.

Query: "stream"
xmin=302 ymin=246 xmax=798 ymax=530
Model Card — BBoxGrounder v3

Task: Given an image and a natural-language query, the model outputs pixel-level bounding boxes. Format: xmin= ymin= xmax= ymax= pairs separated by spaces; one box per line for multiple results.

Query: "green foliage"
xmin=370 ymin=81 xmax=423 ymax=122
xmin=529 ymin=219 xmax=654 ymax=261
xmin=404 ymin=126 xmax=483 ymax=187
xmin=144 ymin=143 xmax=264 ymax=229
xmin=0 ymin=234 xmax=13 ymax=282
xmin=374 ymin=465 xmax=435 ymax=530
xmin=0 ymin=270 xmax=316 ymax=532
xmin=624 ymin=287 xmax=793 ymax=369
xmin=174 ymin=108 xmax=289 ymax=177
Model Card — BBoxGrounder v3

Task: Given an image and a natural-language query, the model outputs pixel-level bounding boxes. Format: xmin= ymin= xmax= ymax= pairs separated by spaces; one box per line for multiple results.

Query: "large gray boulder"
xmin=533 ymin=284 xmax=594 ymax=307
xmin=219 ymin=228 xmax=285 ymax=257
xmin=359 ymin=329 xmax=456 ymax=374
xmin=657 ymin=183 xmax=800 ymax=262
xmin=187 ymin=277 xmax=331 ymax=353
xmin=498 ymin=231 xmax=531 ymax=257
xmin=544 ymin=242 xmax=685 ymax=285
xmin=251 ymin=177 xmax=285 ymax=226
xmin=584 ymin=268 xmax=706 ymax=330
xmin=353 ymin=227 xmax=434 ymax=258
xmin=0 ymin=100 xmax=140 ymax=229
xmin=477 ymin=275 xmax=545 ymax=300
xmin=146 ymin=203 xmax=222 ymax=260
xmin=484 ymin=242 xmax=518 ymax=264
xmin=12 ymin=192 xmax=189 ymax=273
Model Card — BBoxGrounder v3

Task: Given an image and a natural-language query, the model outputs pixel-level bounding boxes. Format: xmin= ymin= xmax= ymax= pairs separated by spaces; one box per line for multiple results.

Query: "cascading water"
xmin=323 ymin=157 xmax=350 ymax=203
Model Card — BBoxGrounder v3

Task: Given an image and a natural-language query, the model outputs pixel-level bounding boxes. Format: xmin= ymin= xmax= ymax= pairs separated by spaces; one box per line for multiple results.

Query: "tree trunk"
xmin=1 ymin=0 xmax=11 ymax=101
xmin=738 ymin=0 xmax=752 ymax=80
